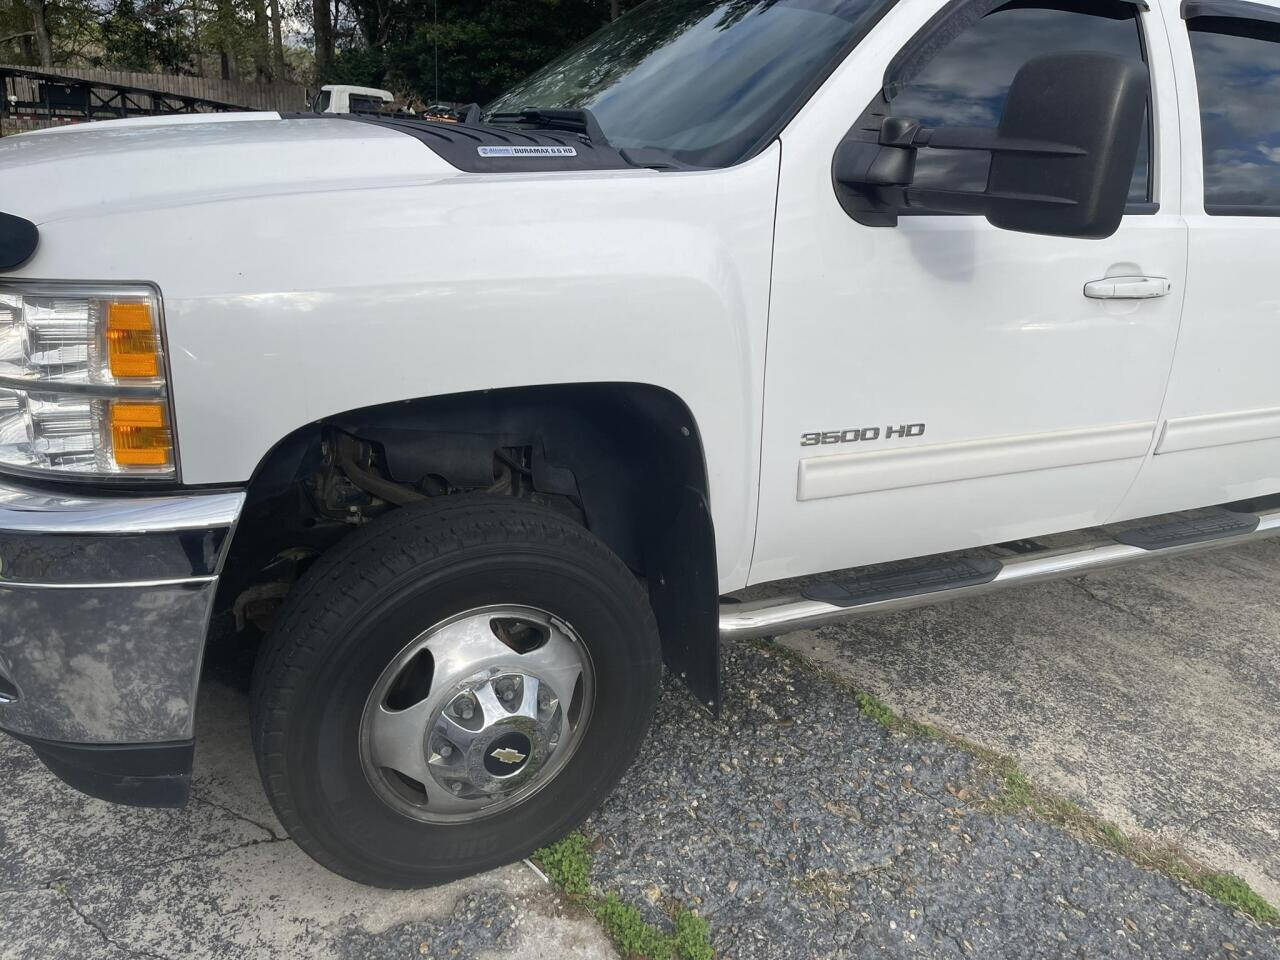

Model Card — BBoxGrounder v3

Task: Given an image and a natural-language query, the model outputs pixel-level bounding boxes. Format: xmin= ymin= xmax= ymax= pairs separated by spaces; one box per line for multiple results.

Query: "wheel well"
xmin=213 ymin=383 xmax=721 ymax=709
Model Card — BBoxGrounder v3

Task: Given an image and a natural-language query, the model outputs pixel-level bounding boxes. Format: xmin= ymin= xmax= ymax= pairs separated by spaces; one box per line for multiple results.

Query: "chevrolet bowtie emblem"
xmin=490 ymin=747 xmax=527 ymax=764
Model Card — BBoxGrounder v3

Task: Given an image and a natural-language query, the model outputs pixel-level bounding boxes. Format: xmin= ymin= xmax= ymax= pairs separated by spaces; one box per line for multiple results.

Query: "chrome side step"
xmin=720 ymin=507 xmax=1280 ymax=640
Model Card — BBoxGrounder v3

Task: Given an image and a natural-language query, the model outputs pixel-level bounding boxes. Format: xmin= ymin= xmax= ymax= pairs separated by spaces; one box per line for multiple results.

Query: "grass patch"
xmin=534 ymin=833 xmax=716 ymax=959
xmin=1193 ymin=873 xmax=1280 ymax=925
xmin=855 ymin=692 xmax=896 ymax=729
xmin=671 ymin=909 xmax=715 ymax=960
xmin=595 ymin=895 xmax=677 ymax=959
xmin=1101 ymin=823 xmax=1127 ymax=848
xmin=751 ymin=637 xmax=1280 ymax=927
xmin=850 ymin=688 xmax=942 ymax=742
xmin=534 ymin=832 xmax=591 ymax=898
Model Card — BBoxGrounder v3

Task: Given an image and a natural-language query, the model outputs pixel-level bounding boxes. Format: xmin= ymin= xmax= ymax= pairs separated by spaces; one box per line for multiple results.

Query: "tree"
xmin=324 ymin=0 xmax=619 ymax=104
xmin=209 ymin=0 xmax=239 ymax=79
xmin=98 ymin=0 xmax=195 ymax=73
xmin=0 ymin=0 xmax=40 ymax=62
xmin=3 ymin=0 xmax=643 ymax=99
xmin=249 ymin=0 xmax=271 ymax=80
xmin=1 ymin=0 xmax=101 ymax=67
xmin=268 ymin=0 xmax=285 ymax=77
xmin=24 ymin=0 xmax=52 ymax=65
xmin=313 ymin=0 xmax=332 ymax=75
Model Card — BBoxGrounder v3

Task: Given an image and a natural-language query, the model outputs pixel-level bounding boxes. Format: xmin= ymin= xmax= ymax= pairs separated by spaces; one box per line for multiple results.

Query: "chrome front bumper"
xmin=0 ymin=479 xmax=244 ymax=746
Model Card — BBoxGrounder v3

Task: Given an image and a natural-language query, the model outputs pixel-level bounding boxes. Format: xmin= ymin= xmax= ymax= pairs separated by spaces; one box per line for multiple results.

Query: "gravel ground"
xmin=766 ymin=536 xmax=1280 ymax=905
xmin=3 ymin=612 xmax=1279 ymax=958
xmin=585 ymin=641 xmax=1280 ymax=960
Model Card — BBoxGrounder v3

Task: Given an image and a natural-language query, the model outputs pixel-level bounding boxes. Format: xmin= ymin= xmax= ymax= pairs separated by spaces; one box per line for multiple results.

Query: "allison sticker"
xmin=478 ymin=145 xmax=578 ymax=157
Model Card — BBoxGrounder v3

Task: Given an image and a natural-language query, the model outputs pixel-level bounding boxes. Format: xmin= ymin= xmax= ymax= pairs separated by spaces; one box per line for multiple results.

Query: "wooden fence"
xmin=0 ymin=63 xmax=309 ymax=135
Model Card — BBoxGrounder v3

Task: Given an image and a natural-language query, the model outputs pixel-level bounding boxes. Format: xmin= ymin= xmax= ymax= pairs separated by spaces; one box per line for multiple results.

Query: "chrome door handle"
xmin=1084 ymin=276 xmax=1172 ymax=299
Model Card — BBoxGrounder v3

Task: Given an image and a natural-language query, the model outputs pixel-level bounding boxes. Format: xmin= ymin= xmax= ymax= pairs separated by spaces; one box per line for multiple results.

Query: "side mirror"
xmin=833 ymin=52 xmax=1150 ymax=240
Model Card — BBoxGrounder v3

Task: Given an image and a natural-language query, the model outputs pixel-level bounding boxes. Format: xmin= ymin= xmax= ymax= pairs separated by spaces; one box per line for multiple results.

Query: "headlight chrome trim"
xmin=0 ymin=377 xmax=165 ymax=399
xmin=0 ymin=279 xmax=180 ymax=484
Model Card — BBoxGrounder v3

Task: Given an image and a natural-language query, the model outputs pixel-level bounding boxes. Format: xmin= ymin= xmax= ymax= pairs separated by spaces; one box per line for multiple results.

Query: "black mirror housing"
xmin=987 ymin=52 xmax=1149 ymax=239
xmin=833 ymin=52 xmax=1150 ymax=240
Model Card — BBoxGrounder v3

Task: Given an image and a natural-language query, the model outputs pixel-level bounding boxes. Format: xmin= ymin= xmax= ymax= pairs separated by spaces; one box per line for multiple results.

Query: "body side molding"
xmin=797 ymin=421 xmax=1155 ymax=502
xmin=1156 ymin=407 xmax=1280 ymax=455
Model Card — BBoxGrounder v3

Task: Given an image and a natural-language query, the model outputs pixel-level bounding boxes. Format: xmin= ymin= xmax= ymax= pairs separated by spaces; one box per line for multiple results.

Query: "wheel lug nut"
xmin=439 ymin=744 xmax=453 ymax=758
xmin=450 ymin=782 xmax=462 ymax=793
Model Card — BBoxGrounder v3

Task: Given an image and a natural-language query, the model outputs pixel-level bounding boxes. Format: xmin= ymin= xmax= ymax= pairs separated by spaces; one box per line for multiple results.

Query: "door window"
xmin=885 ymin=0 xmax=1152 ymax=207
xmin=1187 ymin=18 xmax=1280 ymax=214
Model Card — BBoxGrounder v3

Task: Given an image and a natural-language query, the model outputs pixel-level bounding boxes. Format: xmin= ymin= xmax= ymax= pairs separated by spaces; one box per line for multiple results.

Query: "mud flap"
xmin=648 ymin=486 xmax=721 ymax=716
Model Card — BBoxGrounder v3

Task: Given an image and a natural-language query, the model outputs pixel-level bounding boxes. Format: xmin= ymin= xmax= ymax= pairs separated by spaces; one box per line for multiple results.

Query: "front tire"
xmin=250 ymin=496 xmax=662 ymax=887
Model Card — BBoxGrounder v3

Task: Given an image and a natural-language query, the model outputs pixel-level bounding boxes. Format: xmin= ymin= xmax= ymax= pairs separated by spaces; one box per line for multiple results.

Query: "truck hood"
xmin=0 ymin=113 xmax=460 ymax=225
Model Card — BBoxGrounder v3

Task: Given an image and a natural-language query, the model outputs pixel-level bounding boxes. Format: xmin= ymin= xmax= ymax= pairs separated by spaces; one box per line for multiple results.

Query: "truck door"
xmin=1116 ymin=1 xmax=1280 ymax=520
xmin=750 ymin=0 xmax=1188 ymax=584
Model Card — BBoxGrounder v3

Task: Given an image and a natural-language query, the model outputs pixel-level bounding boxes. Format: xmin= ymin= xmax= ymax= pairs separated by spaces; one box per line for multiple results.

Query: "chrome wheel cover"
xmin=358 ymin=605 xmax=595 ymax=824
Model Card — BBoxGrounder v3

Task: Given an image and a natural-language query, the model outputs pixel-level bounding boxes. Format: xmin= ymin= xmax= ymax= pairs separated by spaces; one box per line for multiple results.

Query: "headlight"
xmin=0 ymin=282 xmax=175 ymax=478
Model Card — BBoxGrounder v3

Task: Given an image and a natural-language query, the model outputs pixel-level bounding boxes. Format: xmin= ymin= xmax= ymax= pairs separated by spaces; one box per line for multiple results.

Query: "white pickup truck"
xmin=0 ymin=0 xmax=1278 ymax=888
xmin=310 ymin=83 xmax=396 ymax=115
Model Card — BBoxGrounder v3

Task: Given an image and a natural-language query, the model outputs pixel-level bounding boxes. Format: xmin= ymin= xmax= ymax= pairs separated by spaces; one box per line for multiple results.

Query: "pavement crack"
xmin=1179 ymin=802 xmax=1280 ymax=839
xmin=188 ymin=792 xmax=286 ymax=840
xmin=1070 ymin=580 xmax=1157 ymax=627
xmin=52 ymin=881 xmax=177 ymax=960
xmin=39 ymin=832 xmax=291 ymax=889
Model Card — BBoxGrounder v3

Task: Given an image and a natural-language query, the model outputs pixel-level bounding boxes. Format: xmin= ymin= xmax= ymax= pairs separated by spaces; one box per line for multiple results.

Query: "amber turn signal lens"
xmin=110 ymin=401 xmax=172 ymax=467
xmin=106 ymin=302 xmax=160 ymax=379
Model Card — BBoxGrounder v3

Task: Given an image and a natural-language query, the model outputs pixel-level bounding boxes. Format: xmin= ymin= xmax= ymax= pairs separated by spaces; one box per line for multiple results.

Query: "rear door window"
xmin=1186 ymin=16 xmax=1280 ymax=214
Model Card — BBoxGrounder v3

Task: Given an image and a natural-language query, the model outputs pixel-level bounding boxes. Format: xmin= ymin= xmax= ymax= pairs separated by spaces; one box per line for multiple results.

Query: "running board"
xmin=720 ymin=507 xmax=1280 ymax=640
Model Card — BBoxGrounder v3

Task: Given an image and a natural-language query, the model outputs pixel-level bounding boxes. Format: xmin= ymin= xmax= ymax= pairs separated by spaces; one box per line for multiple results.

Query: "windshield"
xmin=485 ymin=0 xmax=892 ymax=168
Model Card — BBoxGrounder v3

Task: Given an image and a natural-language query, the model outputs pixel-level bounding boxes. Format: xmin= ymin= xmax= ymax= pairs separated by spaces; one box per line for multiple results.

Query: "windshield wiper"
xmin=615 ymin=147 xmax=696 ymax=171
xmin=485 ymin=107 xmax=612 ymax=148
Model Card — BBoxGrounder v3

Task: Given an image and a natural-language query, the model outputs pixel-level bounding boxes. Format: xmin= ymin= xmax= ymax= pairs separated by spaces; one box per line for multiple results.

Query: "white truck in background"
xmin=0 ymin=0 xmax=1278 ymax=888
xmin=311 ymin=83 xmax=395 ymax=114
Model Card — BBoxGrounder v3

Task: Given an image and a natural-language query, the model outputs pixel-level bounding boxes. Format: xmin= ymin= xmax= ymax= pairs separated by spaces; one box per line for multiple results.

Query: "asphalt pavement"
xmin=3 ymin=541 xmax=1279 ymax=959
xmin=768 ymin=535 xmax=1280 ymax=907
